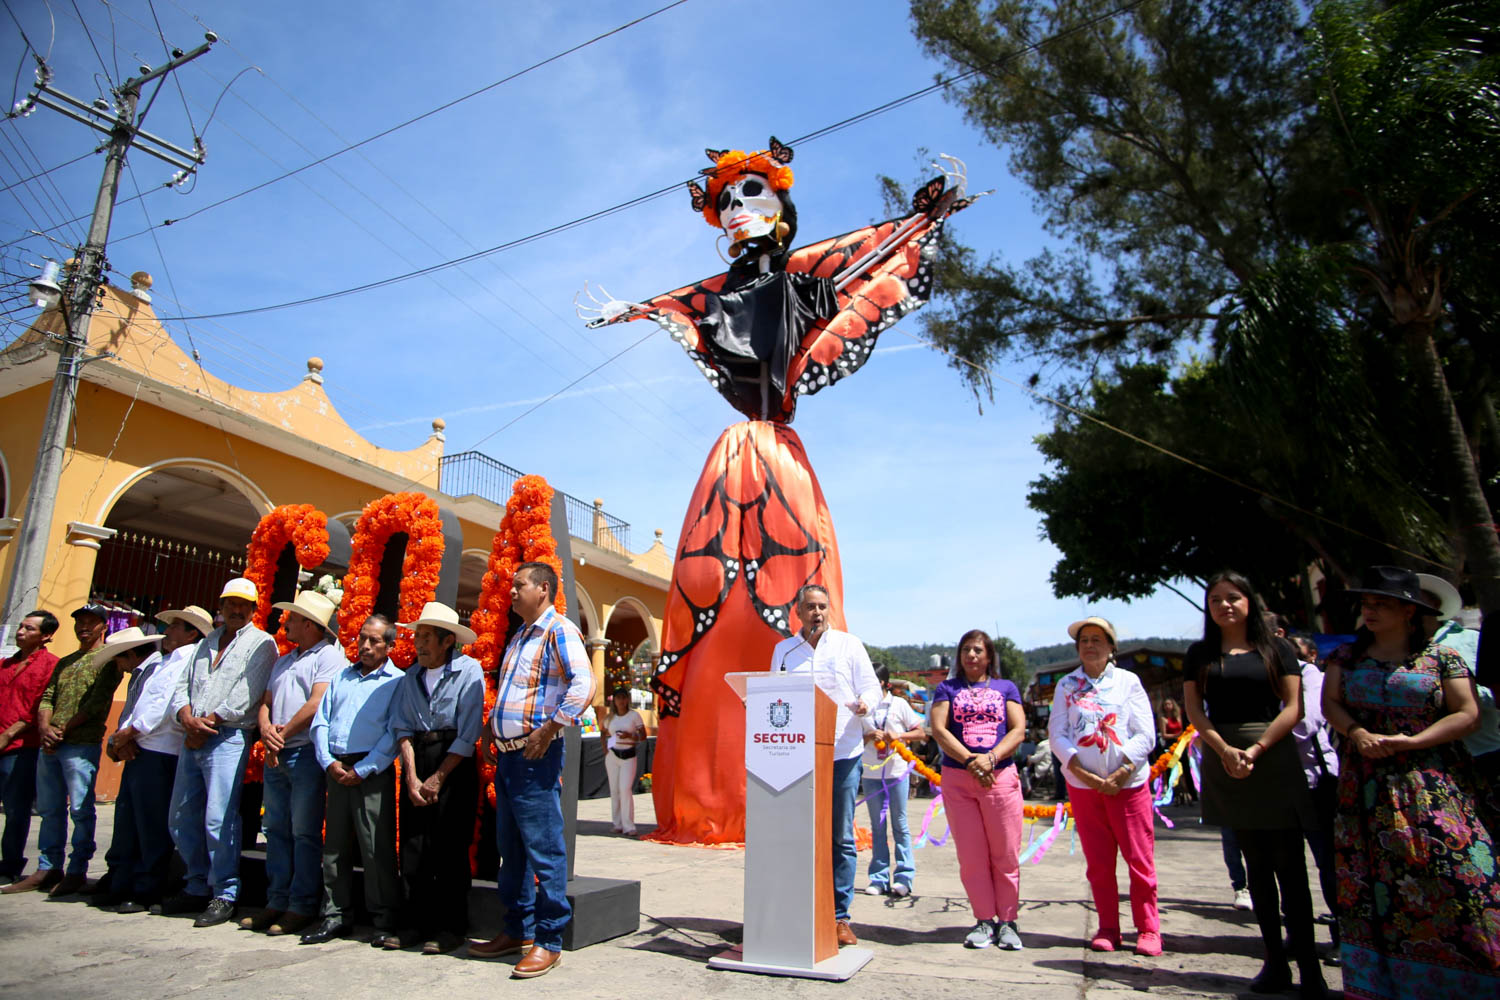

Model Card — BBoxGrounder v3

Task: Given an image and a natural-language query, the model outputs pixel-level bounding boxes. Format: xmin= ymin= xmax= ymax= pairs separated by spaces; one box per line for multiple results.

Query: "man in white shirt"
xmin=767 ymin=584 xmax=880 ymax=947
xmin=860 ymin=667 xmax=925 ymax=898
xmin=92 ymin=614 xmax=198 ymax=911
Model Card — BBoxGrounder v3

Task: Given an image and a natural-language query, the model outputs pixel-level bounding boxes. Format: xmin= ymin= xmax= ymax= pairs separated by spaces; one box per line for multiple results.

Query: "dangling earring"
xmin=715 ymin=233 xmax=734 ymax=265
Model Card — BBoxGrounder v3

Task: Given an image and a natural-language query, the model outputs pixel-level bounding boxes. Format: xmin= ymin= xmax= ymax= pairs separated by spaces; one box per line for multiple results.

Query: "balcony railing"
xmin=439 ymin=450 xmax=631 ymax=553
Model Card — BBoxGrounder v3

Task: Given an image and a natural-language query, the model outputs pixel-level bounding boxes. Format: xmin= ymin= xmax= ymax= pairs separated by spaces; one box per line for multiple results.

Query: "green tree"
xmin=910 ymin=0 xmax=1500 ymax=607
xmin=994 ymin=635 xmax=1029 ymax=685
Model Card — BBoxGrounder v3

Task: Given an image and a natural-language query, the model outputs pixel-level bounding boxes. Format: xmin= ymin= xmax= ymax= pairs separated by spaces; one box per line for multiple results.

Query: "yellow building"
xmin=0 ymin=272 xmax=669 ymax=795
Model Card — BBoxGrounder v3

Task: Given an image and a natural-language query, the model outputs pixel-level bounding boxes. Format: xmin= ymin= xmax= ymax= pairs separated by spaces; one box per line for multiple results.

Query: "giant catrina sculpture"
xmin=580 ymin=138 xmax=977 ymax=844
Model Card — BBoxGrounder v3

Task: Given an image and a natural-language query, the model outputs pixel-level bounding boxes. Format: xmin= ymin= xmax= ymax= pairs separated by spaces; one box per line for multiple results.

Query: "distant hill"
xmin=873 ymin=636 xmax=1194 ymax=675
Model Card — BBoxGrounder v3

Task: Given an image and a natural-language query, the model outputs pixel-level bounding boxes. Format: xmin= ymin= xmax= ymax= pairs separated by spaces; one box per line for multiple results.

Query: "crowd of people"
xmin=3 ymin=564 xmax=1498 ymax=997
xmin=0 ymin=562 xmax=592 ymax=981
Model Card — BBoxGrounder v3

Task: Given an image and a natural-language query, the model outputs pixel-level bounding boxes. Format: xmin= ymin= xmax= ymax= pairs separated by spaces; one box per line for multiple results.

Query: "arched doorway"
xmin=89 ymin=463 xmax=267 ymax=622
xmin=602 ymin=596 xmax=658 ymax=693
xmin=455 ymin=549 xmax=489 ymax=627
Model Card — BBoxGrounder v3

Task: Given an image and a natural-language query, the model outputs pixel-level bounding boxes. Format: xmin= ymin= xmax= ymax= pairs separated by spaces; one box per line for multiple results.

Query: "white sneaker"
xmin=995 ymin=920 xmax=1024 ymax=950
xmin=890 ymin=884 xmax=911 ymax=898
xmin=1234 ymin=888 xmax=1252 ymax=910
xmin=964 ymin=919 xmax=995 ymax=949
xmin=864 ymin=884 xmax=885 ymax=896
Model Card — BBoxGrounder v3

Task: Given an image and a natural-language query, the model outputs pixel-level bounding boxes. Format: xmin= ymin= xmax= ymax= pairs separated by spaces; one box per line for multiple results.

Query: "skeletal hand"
xmin=575 ymin=281 xmax=649 ymax=328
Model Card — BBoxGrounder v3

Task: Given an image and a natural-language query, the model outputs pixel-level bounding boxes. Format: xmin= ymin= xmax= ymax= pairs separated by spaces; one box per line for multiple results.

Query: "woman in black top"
xmin=1182 ymin=571 xmax=1324 ymax=999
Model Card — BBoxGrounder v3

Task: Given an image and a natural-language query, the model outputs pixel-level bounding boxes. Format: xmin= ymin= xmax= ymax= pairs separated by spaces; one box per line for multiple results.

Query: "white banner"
xmin=745 ymin=675 xmax=816 ymax=792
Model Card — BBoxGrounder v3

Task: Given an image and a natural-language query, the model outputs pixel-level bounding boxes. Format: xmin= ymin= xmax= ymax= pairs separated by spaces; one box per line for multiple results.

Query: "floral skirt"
xmin=1334 ymin=743 xmax=1500 ymax=999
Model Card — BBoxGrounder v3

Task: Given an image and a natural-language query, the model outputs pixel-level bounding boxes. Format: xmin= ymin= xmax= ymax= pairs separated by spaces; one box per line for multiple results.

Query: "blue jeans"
xmin=1221 ymin=825 xmax=1246 ymax=891
xmin=261 ymin=743 xmax=326 ymax=913
xmin=0 ymin=747 xmax=39 ymax=876
xmin=36 ymin=743 xmax=100 ymax=874
xmin=494 ymin=738 xmax=569 ymax=951
xmin=862 ymin=773 xmax=913 ymax=891
xmin=170 ymin=728 xmax=250 ymax=900
xmin=831 ymin=756 xmax=862 ymax=921
xmin=105 ymin=748 xmax=178 ymax=900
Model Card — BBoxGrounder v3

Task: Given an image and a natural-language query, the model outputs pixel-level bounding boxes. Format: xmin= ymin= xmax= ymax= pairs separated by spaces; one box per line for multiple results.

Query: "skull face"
xmin=717 ymin=174 xmax=783 ymax=244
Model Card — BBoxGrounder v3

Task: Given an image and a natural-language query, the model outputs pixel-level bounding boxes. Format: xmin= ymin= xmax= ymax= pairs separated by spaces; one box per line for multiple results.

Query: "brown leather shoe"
xmin=239 ymin=908 xmax=284 ymax=931
xmin=511 ymin=945 xmax=563 ymax=979
xmin=266 ymin=911 xmax=315 ymax=936
xmin=2 ymin=869 xmax=61 ymax=894
xmin=469 ymin=932 xmax=534 ymax=958
xmin=836 ymin=920 xmax=858 ymax=946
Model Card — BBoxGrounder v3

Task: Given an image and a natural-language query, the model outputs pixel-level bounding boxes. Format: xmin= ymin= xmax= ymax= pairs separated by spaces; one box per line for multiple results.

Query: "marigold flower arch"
xmin=338 ymin=491 xmax=446 ymax=669
xmin=244 ymin=503 xmax=332 ymax=654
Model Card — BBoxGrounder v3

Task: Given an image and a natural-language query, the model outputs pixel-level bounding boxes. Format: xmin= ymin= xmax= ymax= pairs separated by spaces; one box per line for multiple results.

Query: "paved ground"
xmin=0 ymin=791 xmax=1341 ymax=999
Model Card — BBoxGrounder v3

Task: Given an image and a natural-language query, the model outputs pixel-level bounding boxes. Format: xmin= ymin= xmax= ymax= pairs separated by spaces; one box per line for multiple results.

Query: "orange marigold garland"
xmin=245 ymin=503 xmax=332 ymax=654
xmin=338 ymin=492 xmax=445 ymax=669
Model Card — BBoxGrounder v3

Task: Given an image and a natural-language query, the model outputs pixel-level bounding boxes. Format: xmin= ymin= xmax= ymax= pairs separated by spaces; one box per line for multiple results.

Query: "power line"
xmin=0 ymin=148 xmax=98 ymax=196
xmin=154 ymin=0 xmax=693 ymax=230
xmin=151 ymin=0 xmax=1152 ymax=324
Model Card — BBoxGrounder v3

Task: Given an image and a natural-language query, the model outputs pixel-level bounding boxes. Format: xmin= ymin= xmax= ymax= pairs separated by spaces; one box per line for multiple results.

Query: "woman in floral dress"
xmin=1323 ymin=566 xmax=1499 ymax=1000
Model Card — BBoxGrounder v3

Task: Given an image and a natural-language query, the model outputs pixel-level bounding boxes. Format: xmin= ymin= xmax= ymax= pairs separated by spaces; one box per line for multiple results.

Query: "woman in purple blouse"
xmin=928 ymin=630 xmax=1026 ymax=951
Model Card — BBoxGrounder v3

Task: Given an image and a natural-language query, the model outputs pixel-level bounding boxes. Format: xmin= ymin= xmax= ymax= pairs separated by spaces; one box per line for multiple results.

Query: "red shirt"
xmin=0 ymin=646 xmax=59 ymax=753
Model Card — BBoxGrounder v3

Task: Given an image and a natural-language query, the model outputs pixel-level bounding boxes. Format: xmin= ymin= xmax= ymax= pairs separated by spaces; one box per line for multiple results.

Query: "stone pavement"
xmin=0 ymin=792 xmax=1341 ymax=999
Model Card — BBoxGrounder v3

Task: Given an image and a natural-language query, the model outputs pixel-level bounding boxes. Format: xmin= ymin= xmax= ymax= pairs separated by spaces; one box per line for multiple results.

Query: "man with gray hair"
xmin=768 ymin=584 xmax=881 ymax=948
xmin=301 ymin=614 xmax=405 ymax=945
xmin=161 ymin=577 xmax=277 ymax=928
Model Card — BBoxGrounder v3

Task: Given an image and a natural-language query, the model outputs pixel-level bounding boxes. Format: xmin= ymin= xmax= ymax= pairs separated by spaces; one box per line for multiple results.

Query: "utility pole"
xmin=1 ymin=35 xmax=215 ymax=632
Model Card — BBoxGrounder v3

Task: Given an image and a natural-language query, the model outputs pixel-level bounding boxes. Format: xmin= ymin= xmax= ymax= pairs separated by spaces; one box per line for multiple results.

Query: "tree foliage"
xmin=910 ymin=0 xmax=1500 ymax=608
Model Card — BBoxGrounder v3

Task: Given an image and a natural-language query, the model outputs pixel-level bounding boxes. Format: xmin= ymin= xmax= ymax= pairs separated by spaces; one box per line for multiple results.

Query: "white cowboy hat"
xmin=156 ymin=605 xmax=213 ymax=637
xmin=220 ymin=577 xmax=258 ymax=602
xmin=96 ymin=626 xmax=164 ymax=665
xmin=1414 ymin=573 xmax=1462 ymax=621
xmin=397 ymin=601 xmax=476 ymax=646
xmin=271 ymin=590 xmax=339 ymax=635
xmin=1067 ymin=616 xmax=1118 ymax=647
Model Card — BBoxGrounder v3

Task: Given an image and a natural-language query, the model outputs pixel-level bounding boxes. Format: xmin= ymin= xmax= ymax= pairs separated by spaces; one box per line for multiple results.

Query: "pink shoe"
xmin=1135 ymin=931 xmax=1163 ymax=956
xmin=1090 ymin=930 xmax=1121 ymax=952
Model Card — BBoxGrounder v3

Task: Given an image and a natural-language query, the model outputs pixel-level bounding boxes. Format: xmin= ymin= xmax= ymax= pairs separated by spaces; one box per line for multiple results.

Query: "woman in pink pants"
xmin=1049 ymin=616 xmax=1161 ymax=956
xmin=928 ymin=630 xmax=1027 ymax=950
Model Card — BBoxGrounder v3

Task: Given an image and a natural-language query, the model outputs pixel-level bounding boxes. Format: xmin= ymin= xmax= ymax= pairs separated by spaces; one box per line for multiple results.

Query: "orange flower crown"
xmin=690 ymin=136 xmax=795 ymax=229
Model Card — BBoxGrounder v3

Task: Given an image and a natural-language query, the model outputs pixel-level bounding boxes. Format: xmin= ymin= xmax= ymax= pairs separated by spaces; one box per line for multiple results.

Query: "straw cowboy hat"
xmin=271 ymin=590 xmax=339 ymax=636
xmin=1414 ymin=573 xmax=1462 ymax=621
xmin=397 ymin=601 xmax=476 ymax=646
xmin=157 ymin=605 xmax=212 ymax=636
xmin=95 ymin=626 xmax=164 ymax=665
xmin=1067 ymin=616 xmax=1118 ymax=647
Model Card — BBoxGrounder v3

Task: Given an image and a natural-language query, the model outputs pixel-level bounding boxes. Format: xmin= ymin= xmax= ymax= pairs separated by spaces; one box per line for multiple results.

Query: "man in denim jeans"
xmin=240 ymin=590 xmax=342 ymax=937
xmin=161 ymin=578 xmax=276 ymax=927
xmin=1 ymin=604 xmax=114 ymax=896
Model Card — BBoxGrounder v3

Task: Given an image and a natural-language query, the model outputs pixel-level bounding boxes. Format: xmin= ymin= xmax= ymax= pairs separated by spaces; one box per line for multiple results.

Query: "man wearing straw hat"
xmin=386 ymin=600 xmax=483 ymax=955
xmin=472 ymin=561 xmax=594 ymax=979
xmin=92 ymin=606 xmax=209 ymax=912
xmin=162 ymin=577 xmax=277 ymax=928
xmin=240 ymin=590 xmax=343 ymax=937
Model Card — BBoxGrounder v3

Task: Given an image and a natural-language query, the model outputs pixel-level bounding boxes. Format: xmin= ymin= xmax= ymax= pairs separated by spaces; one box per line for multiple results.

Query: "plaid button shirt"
xmin=491 ymin=607 xmax=595 ymax=739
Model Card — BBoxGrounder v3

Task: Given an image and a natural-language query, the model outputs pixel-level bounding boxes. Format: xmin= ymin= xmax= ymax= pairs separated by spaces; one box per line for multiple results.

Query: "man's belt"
xmin=416 ymin=728 xmax=457 ymax=746
xmin=493 ymin=734 xmax=529 ymax=754
xmin=334 ymin=752 xmax=364 ymax=766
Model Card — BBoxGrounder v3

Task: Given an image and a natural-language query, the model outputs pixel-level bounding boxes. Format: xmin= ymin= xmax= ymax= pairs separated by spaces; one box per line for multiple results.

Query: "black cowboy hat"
xmin=1345 ymin=565 xmax=1441 ymax=616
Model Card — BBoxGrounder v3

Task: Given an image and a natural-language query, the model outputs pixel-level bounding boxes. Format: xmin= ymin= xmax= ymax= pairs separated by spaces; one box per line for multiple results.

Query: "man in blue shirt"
xmin=386 ymin=602 xmax=483 ymax=955
xmin=301 ymin=614 xmax=404 ymax=945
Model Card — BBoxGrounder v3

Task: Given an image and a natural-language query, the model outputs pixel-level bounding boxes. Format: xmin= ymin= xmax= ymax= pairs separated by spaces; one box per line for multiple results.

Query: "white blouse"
xmin=1048 ymin=662 xmax=1156 ymax=790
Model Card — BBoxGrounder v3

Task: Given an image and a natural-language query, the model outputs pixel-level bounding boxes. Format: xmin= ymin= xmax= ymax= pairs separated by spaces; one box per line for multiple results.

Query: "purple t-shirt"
xmin=931 ymin=675 xmax=1023 ymax=769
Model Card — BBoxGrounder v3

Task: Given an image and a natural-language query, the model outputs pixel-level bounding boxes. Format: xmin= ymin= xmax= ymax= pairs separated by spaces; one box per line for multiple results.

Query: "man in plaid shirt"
xmin=473 ymin=561 xmax=594 ymax=979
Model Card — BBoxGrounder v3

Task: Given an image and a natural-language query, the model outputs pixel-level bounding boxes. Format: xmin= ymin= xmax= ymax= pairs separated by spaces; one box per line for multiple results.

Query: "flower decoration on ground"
xmin=338 ymin=492 xmax=445 ymax=668
xmin=245 ymin=503 xmax=331 ymax=654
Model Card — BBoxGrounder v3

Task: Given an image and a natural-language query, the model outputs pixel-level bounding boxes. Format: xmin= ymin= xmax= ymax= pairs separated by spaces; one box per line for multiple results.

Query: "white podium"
xmin=708 ymin=671 xmax=873 ymax=980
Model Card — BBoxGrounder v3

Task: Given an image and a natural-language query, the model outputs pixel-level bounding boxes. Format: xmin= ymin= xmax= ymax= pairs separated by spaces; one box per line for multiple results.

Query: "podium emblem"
xmin=768 ymin=699 xmax=791 ymax=728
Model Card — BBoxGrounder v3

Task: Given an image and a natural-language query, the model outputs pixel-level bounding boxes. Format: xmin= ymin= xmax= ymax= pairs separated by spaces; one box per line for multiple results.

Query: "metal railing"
xmin=439 ymin=450 xmax=631 ymax=553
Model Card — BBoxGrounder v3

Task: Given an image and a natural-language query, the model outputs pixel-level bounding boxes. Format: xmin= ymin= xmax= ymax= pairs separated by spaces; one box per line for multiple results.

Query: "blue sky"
xmin=1 ymin=0 xmax=1207 ymax=649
